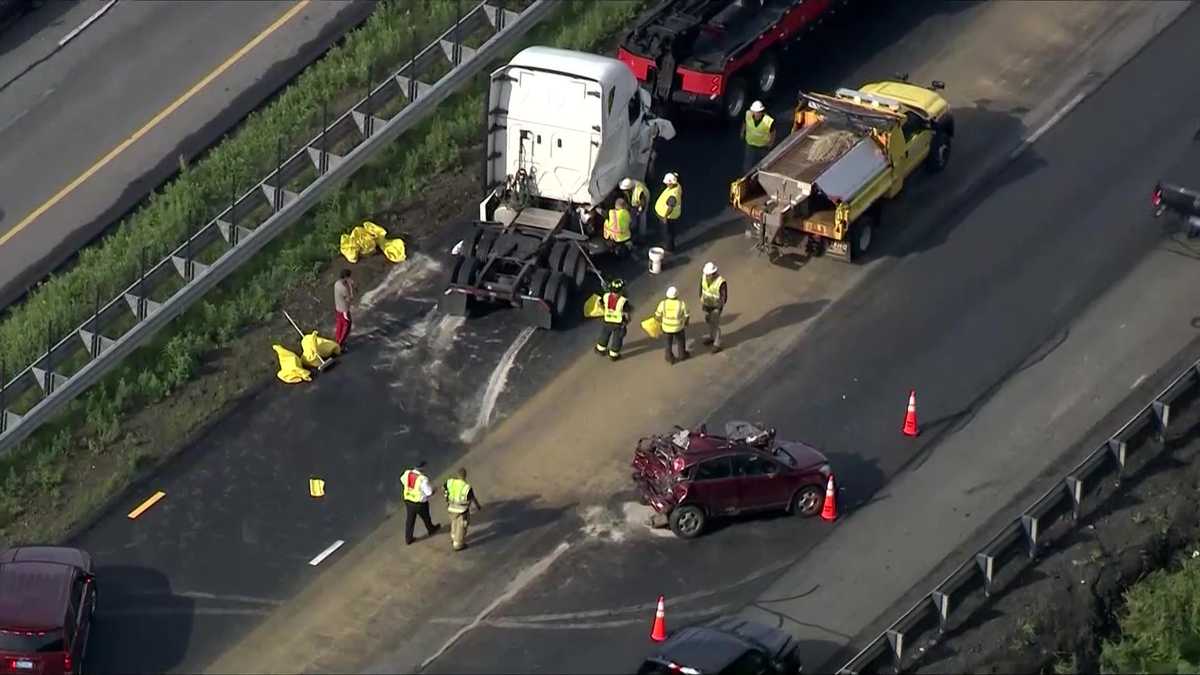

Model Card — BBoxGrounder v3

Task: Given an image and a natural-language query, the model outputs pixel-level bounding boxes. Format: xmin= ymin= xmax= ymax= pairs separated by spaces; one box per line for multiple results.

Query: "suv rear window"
xmin=0 ymin=629 xmax=65 ymax=652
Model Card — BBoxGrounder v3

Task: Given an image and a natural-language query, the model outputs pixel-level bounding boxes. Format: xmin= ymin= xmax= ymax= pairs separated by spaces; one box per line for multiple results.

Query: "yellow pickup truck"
xmin=729 ymin=79 xmax=953 ymax=263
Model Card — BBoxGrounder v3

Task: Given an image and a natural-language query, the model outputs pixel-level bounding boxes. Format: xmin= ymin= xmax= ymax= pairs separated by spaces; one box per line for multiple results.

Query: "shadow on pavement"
xmin=724 ymin=299 xmax=831 ymax=348
xmin=87 ymin=565 xmax=194 ymax=675
xmin=823 ymin=451 xmax=885 ymax=513
xmin=468 ymin=496 xmax=576 ymax=549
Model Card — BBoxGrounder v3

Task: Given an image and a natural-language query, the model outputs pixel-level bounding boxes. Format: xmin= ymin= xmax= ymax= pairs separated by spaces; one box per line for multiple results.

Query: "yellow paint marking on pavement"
xmin=0 ymin=0 xmax=312 ymax=249
xmin=127 ymin=490 xmax=166 ymax=519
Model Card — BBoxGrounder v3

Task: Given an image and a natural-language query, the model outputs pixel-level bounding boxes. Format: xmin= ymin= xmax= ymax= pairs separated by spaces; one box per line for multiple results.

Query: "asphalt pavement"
xmin=0 ymin=0 xmax=373 ymax=309
xmin=51 ymin=1 xmax=1198 ymax=673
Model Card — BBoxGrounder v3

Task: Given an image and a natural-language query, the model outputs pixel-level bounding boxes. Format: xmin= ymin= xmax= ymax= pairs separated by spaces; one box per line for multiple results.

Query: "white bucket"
xmin=648 ymin=247 xmax=665 ymax=274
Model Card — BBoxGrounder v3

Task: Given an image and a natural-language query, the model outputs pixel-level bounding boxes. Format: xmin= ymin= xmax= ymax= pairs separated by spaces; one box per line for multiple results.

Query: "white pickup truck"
xmin=441 ymin=46 xmax=676 ymax=328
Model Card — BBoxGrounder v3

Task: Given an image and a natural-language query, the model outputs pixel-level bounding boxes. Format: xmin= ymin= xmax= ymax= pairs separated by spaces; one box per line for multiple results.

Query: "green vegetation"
xmin=0 ymin=0 xmax=648 ymax=541
xmin=1101 ymin=551 xmax=1200 ymax=673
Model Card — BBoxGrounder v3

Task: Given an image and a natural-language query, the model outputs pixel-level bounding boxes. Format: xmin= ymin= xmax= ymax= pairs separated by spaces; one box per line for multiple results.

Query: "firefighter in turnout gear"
xmin=603 ymin=198 xmax=634 ymax=256
xmin=443 ymin=467 xmax=482 ymax=551
xmin=595 ymin=278 xmax=631 ymax=361
xmin=620 ymin=176 xmax=650 ymax=241
xmin=655 ymin=285 xmax=690 ymax=364
xmin=742 ymin=100 xmax=776 ymax=172
xmin=400 ymin=461 xmax=441 ymax=545
xmin=655 ymin=172 xmax=682 ymax=252
xmin=700 ymin=261 xmax=728 ymax=353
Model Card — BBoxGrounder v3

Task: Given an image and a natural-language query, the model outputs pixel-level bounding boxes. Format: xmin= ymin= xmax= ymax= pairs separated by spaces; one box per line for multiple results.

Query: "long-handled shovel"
xmin=282 ymin=310 xmax=335 ymax=373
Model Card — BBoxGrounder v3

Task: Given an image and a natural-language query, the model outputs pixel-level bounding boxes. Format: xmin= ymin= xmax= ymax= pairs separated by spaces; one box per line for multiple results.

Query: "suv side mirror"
xmin=931 ymin=80 xmax=946 ymax=90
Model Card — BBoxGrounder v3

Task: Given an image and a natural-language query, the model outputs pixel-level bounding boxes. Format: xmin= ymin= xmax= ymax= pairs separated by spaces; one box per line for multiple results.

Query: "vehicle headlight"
xmin=819 ymin=463 xmax=831 ymax=475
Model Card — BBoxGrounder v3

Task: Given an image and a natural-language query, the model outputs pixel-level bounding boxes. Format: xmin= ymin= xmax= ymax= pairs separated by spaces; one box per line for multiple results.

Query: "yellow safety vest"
xmin=655 ymin=185 xmax=682 ymax=221
xmin=602 ymin=292 xmax=628 ymax=324
xmin=401 ymin=469 xmax=427 ymax=503
xmin=626 ymin=180 xmax=649 ymax=210
xmin=744 ymin=112 xmax=774 ymax=148
xmin=445 ymin=478 xmax=471 ymax=514
xmin=605 ymin=208 xmax=632 ymax=242
xmin=701 ymin=275 xmax=726 ymax=307
xmin=656 ymin=298 xmax=688 ymax=334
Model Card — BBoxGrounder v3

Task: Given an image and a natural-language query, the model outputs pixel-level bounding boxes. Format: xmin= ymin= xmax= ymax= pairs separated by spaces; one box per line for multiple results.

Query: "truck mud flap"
xmin=439 ymin=291 xmax=470 ymax=317
xmin=518 ymin=297 xmax=554 ymax=330
xmin=824 ymin=239 xmax=852 ymax=263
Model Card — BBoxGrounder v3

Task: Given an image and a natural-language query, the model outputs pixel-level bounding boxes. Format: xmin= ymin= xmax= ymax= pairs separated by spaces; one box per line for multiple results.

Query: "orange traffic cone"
xmin=650 ymin=595 xmax=667 ymax=642
xmin=821 ymin=474 xmax=838 ymax=522
xmin=902 ymin=389 xmax=919 ymax=437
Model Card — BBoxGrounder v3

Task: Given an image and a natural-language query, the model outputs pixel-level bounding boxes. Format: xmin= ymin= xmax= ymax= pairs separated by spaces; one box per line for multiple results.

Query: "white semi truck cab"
xmin=480 ymin=46 xmax=676 ymax=226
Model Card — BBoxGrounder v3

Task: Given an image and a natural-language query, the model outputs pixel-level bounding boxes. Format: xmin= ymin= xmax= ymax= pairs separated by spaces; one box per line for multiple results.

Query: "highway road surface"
xmin=54 ymin=1 xmax=1199 ymax=674
xmin=0 ymin=0 xmax=373 ymax=309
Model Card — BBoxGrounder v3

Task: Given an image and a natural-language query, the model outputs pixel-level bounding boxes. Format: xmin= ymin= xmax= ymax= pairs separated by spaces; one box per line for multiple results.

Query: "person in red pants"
xmin=333 ymin=268 xmax=355 ymax=347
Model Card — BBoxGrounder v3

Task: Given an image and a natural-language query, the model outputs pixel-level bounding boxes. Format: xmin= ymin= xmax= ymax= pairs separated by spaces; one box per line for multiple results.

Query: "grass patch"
xmin=1100 ymin=549 xmax=1200 ymax=673
xmin=0 ymin=0 xmax=648 ymax=544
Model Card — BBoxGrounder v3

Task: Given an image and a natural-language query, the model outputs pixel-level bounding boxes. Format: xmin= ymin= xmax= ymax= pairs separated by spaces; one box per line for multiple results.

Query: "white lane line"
xmin=1131 ymin=373 xmax=1148 ymax=389
xmin=308 ymin=539 xmax=345 ymax=566
xmin=460 ymin=326 xmax=535 ymax=443
xmin=59 ymin=0 xmax=118 ymax=48
xmin=1009 ymin=90 xmax=1088 ymax=159
xmin=419 ymin=541 xmax=570 ymax=671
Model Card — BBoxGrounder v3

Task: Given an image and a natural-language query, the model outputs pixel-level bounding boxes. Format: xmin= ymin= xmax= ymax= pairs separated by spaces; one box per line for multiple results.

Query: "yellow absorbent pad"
xmin=382 ymin=237 xmax=407 ymax=263
xmin=640 ymin=316 xmax=662 ymax=339
xmin=583 ymin=294 xmax=603 ymax=318
xmin=273 ymin=345 xmax=311 ymax=383
xmin=300 ymin=331 xmax=342 ymax=368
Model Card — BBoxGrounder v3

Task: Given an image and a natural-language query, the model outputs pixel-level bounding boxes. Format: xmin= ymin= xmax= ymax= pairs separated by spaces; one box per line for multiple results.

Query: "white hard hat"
xmin=619 ymin=177 xmax=634 ymax=191
xmin=750 ymin=100 xmax=766 ymax=113
xmin=666 ymin=286 xmax=678 ymax=299
xmin=663 ymin=172 xmax=678 ymax=186
xmin=703 ymin=261 xmax=718 ymax=276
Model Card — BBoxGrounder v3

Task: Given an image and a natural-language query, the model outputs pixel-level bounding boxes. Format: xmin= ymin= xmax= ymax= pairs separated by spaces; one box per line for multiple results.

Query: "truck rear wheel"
xmin=473 ymin=232 xmax=497 ymax=258
xmin=526 ymin=267 xmax=550 ymax=299
xmin=926 ymin=133 xmax=951 ymax=173
xmin=723 ymin=77 xmax=749 ymax=122
xmin=755 ymin=52 xmax=779 ymax=98
xmin=454 ymin=256 xmax=480 ymax=285
xmin=542 ymin=271 xmax=569 ymax=319
xmin=850 ymin=215 xmax=874 ymax=261
xmin=562 ymin=244 xmax=587 ymax=287
xmin=548 ymin=241 xmax=568 ymax=274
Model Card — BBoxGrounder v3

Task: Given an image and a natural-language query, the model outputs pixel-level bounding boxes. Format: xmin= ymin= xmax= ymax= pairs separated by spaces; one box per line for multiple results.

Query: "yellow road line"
xmin=0 ymin=0 xmax=312 ymax=249
xmin=127 ymin=490 xmax=166 ymax=519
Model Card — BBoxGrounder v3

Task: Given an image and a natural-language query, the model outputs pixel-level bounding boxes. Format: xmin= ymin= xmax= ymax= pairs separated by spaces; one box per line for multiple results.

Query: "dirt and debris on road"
xmin=912 ymin=378 xmax=1200 ymax=674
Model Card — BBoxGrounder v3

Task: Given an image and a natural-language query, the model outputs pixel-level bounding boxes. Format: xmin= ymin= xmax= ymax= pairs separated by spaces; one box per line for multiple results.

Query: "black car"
xmin=1152 ymin=181 xmax=1200 ymax=236
xmin=637 ymin=616 xmax=803 ymax=675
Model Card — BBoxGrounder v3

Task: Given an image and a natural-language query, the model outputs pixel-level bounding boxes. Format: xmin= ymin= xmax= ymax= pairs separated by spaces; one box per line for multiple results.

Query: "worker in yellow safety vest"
xmin=443 ymin=467 xmax=483 ymax=551
xmin=655 ymin=173 xmax=683 ymax=252
xmin=400 ymin=461 xmax=441 ymax=545
xmin=655 ymin=285 xmax=691 ymax=364
xmin=699 ymin=261 xmax=728 ymax=354
xmin=595 ymin=278 xmax=631 ymax=361
xmin=620 ymin=177 xmax=650 ymax=241
xmin=742 ymin=100 xmax=776 ymax=172
xmin=603 ymin=198 xmax=634 ymax=256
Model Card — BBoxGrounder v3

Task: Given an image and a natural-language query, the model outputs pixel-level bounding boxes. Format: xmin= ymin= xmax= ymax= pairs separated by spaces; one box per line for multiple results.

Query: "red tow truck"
xmin=616 ymin=0 xmax=845 ymax=120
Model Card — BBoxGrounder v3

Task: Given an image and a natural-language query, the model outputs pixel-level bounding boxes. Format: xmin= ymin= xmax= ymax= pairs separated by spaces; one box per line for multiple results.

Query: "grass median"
xmin=0 ymin=0 xmax=648 ymax=543
xmin=1100 ymin=550 xmax=1200 ymax=673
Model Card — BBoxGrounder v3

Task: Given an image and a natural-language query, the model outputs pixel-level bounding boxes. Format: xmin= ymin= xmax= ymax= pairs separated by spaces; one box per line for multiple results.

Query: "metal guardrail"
xmin=837 ymin=354 xmax=1200 ymax=674
xmin=0 ymin=0 xmax=557 ymax=456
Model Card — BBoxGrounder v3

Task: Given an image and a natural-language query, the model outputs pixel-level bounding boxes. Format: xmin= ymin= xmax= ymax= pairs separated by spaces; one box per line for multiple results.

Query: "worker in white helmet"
xmin=699 ymin=261 xmax=727 ymax=353
xmin=741 ymin=100 xmax=776 ymax=172
xmin=619 ymin=176 xmax=650 ymax=241
xmin=654 ymin=285 xmax=691 ymax=364
xmin=654 ymin=172 xmax=683 ymax=252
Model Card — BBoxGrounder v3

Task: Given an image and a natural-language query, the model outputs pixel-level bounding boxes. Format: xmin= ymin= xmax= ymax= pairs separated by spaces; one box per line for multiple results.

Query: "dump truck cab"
xmin=732 ymin=79 xmax=952 ymax=263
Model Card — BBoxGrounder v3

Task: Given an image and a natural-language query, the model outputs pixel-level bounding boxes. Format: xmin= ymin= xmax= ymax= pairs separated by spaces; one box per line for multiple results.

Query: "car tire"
xmin=543 ymin=271 xmax=569 ymax=319
xmin=723 ymin=77 xmax=749 ymax=122
xmin=454 ymin=256 xmax=479 ymax=286
xmin=669 ymin=505 xmax=706 ymax=538
xmin=755 ymin=52 xmax=780 ymax=98
xmin=791 ymin=484 xmax=824 ymax=518
xmin=562 ymin=244 xmax=587 ymax=288
xmin=526 ymin=267 xmax=550 ymax=299
xmin=926 ymin=133 xmax=951 ymax=173
xmin=548 ymin=241 xmax=568 ymax=274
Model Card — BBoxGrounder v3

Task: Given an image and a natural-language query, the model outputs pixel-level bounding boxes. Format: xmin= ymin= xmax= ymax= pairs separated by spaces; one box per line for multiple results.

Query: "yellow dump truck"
xmin=729 ymin=79 xmax=953 ymax=263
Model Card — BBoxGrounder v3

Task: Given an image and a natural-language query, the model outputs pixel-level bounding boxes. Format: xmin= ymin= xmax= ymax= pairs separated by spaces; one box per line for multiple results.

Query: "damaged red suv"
xmin=632 ymin=421 xmax=833 ymax=538
xmin=0 ymin=546 xmax=96 ymax=675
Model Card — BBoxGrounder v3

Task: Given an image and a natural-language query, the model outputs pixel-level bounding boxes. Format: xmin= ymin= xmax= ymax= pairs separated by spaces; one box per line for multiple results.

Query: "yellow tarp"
xmin=273 ymin=345 xmax=311 ymax=383
xmin=300 ymin=331 xmax=342 ymax=368
xmin=340 ymin=221 xmax=406 ymax=264
xmin=583 ymin=294 xmax=603 ymax=318
xmin=641 ymin=316 xmax=662 ymax=339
